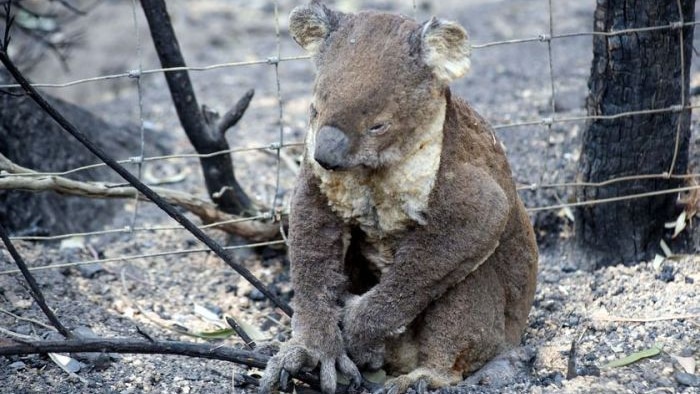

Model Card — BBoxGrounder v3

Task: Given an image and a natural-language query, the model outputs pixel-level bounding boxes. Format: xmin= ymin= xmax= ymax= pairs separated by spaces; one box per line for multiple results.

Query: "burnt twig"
xmin=566 ymin=339 xmax=577 ymax=379
xmin=225 ymin=315 xmax=256 ymax=350
xmin=218 ymin=89 xmax=255 ymax=135
xmin=0 ymin=222 xmax=73 ymax=338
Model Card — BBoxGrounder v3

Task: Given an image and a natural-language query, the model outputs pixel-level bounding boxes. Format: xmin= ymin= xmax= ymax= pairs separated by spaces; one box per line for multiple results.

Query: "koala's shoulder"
xmin=431 ymin=96 xmax=515 ymax=211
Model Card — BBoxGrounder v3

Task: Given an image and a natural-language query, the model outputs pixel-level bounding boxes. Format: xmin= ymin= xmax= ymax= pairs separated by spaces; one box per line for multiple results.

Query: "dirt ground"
xmin=1 ymin=0 xmax=699 ymax=393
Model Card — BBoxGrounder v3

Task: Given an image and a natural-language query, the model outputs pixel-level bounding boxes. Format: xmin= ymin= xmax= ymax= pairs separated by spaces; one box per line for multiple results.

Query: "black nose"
xmin=314 ymin=126 xmax=349 ymax=170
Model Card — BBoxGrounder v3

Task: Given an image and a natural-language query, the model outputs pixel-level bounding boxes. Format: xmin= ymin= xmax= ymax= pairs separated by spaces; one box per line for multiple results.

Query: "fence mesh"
xmin=0 ymin=0 xmax=697 ymax=274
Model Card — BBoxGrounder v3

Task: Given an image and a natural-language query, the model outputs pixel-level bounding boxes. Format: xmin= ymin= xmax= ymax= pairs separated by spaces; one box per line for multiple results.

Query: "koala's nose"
xmin=314 ymin=126 xmax=349 ymax=170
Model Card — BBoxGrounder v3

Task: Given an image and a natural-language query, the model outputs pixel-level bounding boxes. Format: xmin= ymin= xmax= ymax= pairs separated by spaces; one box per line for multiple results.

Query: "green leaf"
xmin=601 ymin=346 xmax=661 ymax=369
xmin=191 ymin=327 xmax=235 ymax=339
xmin=362 ymin=369 xmax=387 ymax=384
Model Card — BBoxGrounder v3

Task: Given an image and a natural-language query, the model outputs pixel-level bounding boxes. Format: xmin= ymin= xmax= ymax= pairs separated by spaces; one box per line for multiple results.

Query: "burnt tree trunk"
xmin=576 ymin=0 xmax=695 ymax=268
xmin=140 ymin=0 xmax=254 ymax=215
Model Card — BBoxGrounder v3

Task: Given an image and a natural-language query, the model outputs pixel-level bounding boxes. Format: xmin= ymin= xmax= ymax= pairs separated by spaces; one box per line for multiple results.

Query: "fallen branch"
xmin=0 ymin=337 xmax=266 ymax=366
xmin=0 ymin=338 xmax=325 ymax=390
xmin=0 ymin=153 xmax=280 ymax=242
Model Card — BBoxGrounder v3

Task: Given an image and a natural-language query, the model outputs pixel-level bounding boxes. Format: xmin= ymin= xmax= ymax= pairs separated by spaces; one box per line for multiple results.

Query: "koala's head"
xmin=290 ymin=1 xmax=471 ymax=171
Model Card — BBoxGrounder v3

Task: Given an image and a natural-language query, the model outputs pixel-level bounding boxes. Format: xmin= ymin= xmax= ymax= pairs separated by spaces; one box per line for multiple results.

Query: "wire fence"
xmin=0 ymin=1 xmax=697 ymax=274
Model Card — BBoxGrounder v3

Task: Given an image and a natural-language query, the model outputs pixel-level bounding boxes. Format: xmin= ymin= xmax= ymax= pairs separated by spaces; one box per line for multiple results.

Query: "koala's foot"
xmin=259 ymin=340 xmax=361 ymax=394
xmin=462 ymin=346 xmax=535 ymax=388
xmin=342 ymin=295 xmax=386 ymax=370
xmin=379 ymin=367 xmax=462 ymax=394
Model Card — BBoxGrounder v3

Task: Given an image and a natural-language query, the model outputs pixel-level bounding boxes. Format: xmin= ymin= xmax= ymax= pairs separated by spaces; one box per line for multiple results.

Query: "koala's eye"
xmin=367 ymin=122 xmax=391 ymax=135
xmin=310 ymin=104 xmax=318 ymax=119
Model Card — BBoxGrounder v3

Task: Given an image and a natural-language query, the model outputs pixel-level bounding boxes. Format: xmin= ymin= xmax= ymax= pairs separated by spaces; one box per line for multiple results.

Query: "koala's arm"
xmin=344 ymin=165 xmax=510 ymax=353
xmin=287 ymin=164 xmax=349 ymax=337
xmin=261 ymin=163 xmax=360 ymax=394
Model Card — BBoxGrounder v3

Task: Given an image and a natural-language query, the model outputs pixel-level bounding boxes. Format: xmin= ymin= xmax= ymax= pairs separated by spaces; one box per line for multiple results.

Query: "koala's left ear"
xmin=420 ymin=17 xmax=472 ymax=83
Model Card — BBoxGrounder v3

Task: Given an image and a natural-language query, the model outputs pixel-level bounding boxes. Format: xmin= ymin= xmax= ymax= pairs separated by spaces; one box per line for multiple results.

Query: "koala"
xmin=260 ymin=2 xmax=538 ymax=393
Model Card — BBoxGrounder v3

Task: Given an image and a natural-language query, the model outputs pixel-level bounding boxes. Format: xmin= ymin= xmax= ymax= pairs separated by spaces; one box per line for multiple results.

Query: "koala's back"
xmin=431 ymin=92 xmax=538 ymax=346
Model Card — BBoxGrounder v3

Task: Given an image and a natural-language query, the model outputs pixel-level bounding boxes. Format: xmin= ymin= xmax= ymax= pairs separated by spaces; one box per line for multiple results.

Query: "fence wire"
xmin=0 ymin=1 xmax=697 ymax=274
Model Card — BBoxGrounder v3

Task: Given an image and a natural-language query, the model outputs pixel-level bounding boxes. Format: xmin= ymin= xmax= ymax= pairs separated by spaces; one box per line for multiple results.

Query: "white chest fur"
xmin=307 ymin=104 xmax=445 ymax=240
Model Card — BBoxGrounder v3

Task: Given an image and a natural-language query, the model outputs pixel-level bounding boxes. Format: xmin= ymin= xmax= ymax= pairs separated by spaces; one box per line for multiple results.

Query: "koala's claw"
xmin=279 ymin=369 xmax=292 ymax=392
xmin=414 ymin=378 xmax=429 ymax=394
xmin=337 ymin=353 xmax=363 ymax=390
xmin=259 ymin=343 xmax=313 ymax=394
xmin=385 ymin=385 xmax=400 ymax=394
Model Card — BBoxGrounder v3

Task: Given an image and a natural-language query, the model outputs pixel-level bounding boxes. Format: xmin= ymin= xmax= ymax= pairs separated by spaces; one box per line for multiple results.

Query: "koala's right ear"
xmin=289 ymin=1 xmax=337 ymax=54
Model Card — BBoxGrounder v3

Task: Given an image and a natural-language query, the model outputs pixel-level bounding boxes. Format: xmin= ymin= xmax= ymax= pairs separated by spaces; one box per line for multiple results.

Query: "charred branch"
xmin=0 ymin=222 xmax=73 ymax=338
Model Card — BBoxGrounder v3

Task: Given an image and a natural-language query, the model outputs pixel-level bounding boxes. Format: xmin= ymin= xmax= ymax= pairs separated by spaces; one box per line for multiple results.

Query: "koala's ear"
xmin=420 ymin=17 xmax=472 ymax=83
xmin=289 ymin=1 xmax=337 ymax=54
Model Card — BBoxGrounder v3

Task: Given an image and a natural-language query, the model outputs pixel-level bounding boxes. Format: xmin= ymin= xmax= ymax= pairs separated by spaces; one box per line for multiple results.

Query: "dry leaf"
xmin=235 ymin=317 xmax=268 ymax=341
xmin=193 ymin=304 xmax=220 ymax=322
xmin=559 ymin=207 xmax=575 ymax=222
xmin=59 ymin=236 xmax=85 ymax=250
xmin=672 ymin=211 xmax=687 ymax=238
xmin=652 ymin=254 xmax=665 ymax=272
xmin=671 ymin=354 xmax=696 ymax=374
xmin=660 ymin=239 xmax=672 ymax=258
xmin=49 ymin=353 xmax=81 ymax=373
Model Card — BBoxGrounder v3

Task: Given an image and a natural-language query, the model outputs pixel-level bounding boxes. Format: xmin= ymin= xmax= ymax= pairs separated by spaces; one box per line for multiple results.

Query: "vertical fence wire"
xmin=668 ymin=0 xmax=688 ymax=176
xmin=271 ymin=0 xmax=285 ymax=241
xmin=129 ymin=0 xmax=146 ymax=232
xmin=537 ymin=0 xmax=558 ymax=190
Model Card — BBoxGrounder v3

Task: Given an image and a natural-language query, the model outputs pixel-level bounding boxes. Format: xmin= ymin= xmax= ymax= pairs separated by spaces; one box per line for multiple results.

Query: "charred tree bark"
xmin=139 ymin=0 xmax=254 ymax=215
xmin=576 ymin=0 xmax=695 ymax=268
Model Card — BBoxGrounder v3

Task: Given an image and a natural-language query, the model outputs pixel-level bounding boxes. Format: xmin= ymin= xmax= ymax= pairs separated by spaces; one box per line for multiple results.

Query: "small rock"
xmin=561 ymin=264 xmax=576 ymax=273
xmin=261 ymin=312 xmax=282 ymax=331
xmin=77 ymin=263 xmax=104 ymax=278
xmin=566 ymin=315 xmax=580 ymax=327
xmin=675 ymin=372 xmax=700 ymax=387
xmin=685 ymin=276 xmax=694 ymax=284
xmin=246 ymin=289 xmax=266 ymax=302
xmin=204 ymin=303 xmax=223 ymax=316
xmin=542 ymin=300 xmax=561 ymax=312
xmin=656 ymin=265 xmax=675 ymax=282
xmin=13 ymin=324 xmax=32 ymax=335
xmin=8 ymin=361 xmax=25 ymax=371
xmin=577 ymin=365 xmax=600 ymax=377
xmin=43 ymin=331 xmax=63 ymax=341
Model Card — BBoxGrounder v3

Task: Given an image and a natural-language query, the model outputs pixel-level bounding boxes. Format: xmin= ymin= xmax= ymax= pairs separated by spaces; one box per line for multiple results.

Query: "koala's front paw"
xmin=259 ymin=338 xmax=361 ymax=394
xmin=343 ymin=295 xmax=385 ymax=370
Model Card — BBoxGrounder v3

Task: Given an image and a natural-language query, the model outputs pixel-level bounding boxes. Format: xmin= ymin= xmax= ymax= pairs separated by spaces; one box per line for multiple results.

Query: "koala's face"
xmin=290 ymin=2 xmax=471 ymax=171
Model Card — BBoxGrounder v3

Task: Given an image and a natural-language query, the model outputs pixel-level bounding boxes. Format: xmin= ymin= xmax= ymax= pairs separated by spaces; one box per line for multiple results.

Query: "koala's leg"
xmin=383 ymin=262 xmax=508 ymax=392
